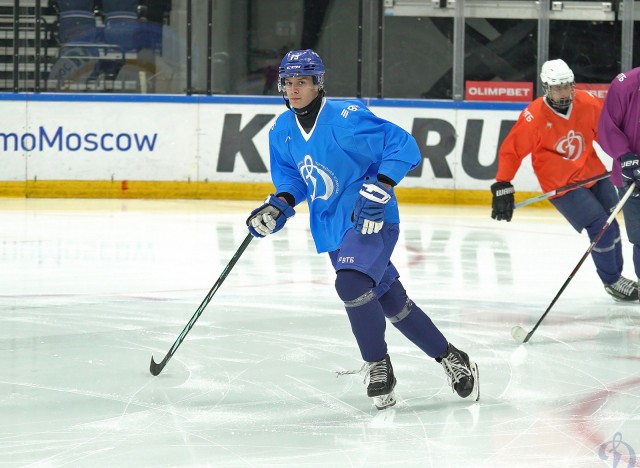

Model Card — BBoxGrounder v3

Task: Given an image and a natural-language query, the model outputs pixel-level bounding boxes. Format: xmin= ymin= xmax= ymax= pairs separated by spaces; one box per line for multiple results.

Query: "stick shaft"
xmin=150 ymin=233 xmax=254 ymax=375
xmin=523 ymin=184 xmax=635 ymax=343
xmin=515 ymin=172 xmax=611 ymax=209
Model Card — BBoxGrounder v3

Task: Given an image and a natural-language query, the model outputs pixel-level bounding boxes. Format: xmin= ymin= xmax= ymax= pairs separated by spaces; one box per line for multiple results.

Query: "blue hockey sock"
xmin=378 ymin=280 xmax=448 ymax=359
xmin=586 ymin=216 xmax=622 ymax=284
xmin=335 ymin=269 xmax=387 ymax=363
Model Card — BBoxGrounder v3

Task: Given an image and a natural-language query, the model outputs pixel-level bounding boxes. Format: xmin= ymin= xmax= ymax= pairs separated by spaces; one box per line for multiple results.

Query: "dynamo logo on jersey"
xmin=299 ymin=154 xmax=337 ymax=201
xmin=555 ymin=129 xmax=584 ymax=161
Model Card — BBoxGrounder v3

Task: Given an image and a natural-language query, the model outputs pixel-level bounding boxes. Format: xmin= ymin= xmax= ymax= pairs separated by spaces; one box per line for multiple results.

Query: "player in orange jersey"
xmin=490 ymin=59 xmax=637 ymax=301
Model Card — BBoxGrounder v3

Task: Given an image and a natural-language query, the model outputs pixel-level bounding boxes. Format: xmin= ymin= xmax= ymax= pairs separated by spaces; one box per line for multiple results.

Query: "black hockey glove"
xmin=491 ymin=181 xmax=515 ymax=222
xmin=620 ymin=153 xmax=640 ymax=189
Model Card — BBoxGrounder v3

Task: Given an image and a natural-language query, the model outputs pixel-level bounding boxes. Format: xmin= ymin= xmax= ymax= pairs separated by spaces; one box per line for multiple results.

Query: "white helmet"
xmin=540 ymin=59 xmax=574 ymax=86
xmin=540 ymin=59 xmax=575 ymax=109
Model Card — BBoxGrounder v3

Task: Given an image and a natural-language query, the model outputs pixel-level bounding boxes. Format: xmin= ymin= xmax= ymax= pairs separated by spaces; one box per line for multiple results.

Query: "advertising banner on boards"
xmin=0 ymin=95 xmax=613 ymax=195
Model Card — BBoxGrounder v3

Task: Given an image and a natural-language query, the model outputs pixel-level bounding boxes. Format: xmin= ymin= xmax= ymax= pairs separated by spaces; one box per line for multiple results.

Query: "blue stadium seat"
xmin=102 ymin=0 xmax=142 ymax=51
xmin=57 ymin=0 xmax=97 ymax=44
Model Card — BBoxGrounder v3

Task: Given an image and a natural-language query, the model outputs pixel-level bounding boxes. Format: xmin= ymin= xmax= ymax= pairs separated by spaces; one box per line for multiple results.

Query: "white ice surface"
xmin=1 ymin=199 xmax=638 ymax=467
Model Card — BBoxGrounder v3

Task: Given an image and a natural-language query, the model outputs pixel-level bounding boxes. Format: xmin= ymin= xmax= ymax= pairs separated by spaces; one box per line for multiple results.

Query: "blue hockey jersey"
xmin=269 ymin=98 xmax=422 ymax=253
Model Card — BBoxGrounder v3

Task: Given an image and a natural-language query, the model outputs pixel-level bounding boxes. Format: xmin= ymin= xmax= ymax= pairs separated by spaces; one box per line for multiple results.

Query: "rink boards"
xmin=0 ymin=94 xmax=612 ymax=204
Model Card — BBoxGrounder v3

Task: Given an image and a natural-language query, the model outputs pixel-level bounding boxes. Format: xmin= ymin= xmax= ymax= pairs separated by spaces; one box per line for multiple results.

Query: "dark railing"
xmin=12 ymin=0 xmax=18 ymax=91
xmin=1 ymin=6 xmax=50 ymax=93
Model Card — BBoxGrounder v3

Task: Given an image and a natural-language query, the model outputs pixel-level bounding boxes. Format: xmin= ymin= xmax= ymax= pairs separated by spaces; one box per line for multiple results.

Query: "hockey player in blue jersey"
xmin=246 ymin=49 xmax=479 ymax=409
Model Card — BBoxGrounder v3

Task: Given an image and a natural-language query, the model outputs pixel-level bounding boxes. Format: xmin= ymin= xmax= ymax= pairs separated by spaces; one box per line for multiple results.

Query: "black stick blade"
xmin=149 ymin=355 xmax=166 ymax=376
xmin=146 ymin=234 xmax=254 ymax=378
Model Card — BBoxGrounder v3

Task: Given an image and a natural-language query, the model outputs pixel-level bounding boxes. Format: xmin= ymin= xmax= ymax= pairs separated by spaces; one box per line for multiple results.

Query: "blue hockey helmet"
xmin=277 ymin=49 xmax=325 ymax=92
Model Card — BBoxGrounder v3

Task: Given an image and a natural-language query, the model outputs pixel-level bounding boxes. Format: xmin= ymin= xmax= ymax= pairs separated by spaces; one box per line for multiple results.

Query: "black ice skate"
xmin=436 ymin=344 xmax=480 ymax=402
xmin=604 ymin=276 xmax=638 ymax=302
xmin=365 ymin=354 xmax=397 ymax=410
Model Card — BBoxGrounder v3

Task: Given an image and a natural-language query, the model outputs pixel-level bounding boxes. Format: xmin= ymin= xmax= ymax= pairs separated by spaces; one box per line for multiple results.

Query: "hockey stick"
xmin=515 ymin=171 xmax=611 ymax=209
xmin=511 ymin=183 xmax=636 ymax=344
xmin=150 ymin=233 xmax=254 ymax=376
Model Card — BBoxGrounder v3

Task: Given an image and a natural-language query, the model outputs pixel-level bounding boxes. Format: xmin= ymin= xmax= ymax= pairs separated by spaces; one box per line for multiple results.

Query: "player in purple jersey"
xmin=246 ymin=49 xmax=479 ymax=409
xmin=598 ymin=68 xmax=640 ymax=302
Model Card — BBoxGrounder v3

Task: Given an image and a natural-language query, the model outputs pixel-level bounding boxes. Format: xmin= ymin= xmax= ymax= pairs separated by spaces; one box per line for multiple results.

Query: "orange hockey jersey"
xmin=496 ymin=89 xmax=606 ymax=195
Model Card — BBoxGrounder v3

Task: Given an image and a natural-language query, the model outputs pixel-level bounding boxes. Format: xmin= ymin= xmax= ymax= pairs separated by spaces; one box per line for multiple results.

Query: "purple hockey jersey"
xmin=598 ymin=67 xmax=640 ymax=186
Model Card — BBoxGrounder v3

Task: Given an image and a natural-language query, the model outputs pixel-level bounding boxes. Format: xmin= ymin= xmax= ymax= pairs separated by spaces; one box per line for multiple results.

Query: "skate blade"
xmin=373 ymin=390 xmax=396 ymax=410
xmin=469 ymin=361 xmax=480 ymax=402
xmin=605 ymin=286 xmax=638 ymax=302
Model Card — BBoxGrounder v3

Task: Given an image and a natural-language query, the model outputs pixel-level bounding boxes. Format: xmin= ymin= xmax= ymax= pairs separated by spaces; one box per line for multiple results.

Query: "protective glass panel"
xmin=464 ymin=19 xmax=538 ymax=88
xmin=549 ymin=19 xmax=619 ymax=85
xmin=226 ymin=0 xmax=358 ymax=97
xmin=3 ymin=0 xmax=631 ymax=96
xmin=45 ymin=0 xmax=177 ymax=93
xmin=382 ymin=16 xmax=454 ymax=99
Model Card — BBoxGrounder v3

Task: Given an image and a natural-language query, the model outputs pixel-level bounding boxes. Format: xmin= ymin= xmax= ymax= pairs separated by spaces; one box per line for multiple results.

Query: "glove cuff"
xmin=360 ymin=182 xmax=392 ymax=204
xmin=620 ymin=152 xmax=640 ymax=166
xmin=491 ymin=181 xmax=514 ymax=197
xmin=265 ymin=194 xmax=295 ymax=219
